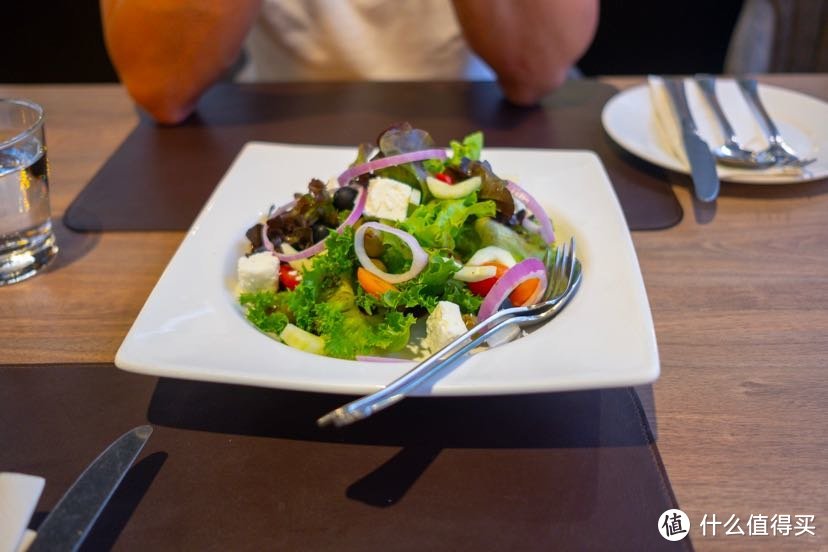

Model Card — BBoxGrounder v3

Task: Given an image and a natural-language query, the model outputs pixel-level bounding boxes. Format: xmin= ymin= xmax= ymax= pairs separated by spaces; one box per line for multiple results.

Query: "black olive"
xmin=333 ymin=186 xmax=358 ymax=210
xmin=312 ymin=223 xmax=331 ymax=243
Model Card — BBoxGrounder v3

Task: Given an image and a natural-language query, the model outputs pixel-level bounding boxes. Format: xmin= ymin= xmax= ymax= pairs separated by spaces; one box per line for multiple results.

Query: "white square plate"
xmin=116 ymin=143 xmax=659 ymax=396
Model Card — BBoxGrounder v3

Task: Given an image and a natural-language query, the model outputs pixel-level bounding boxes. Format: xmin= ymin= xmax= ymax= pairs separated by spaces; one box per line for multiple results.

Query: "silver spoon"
xmin=694 ymin=75 xmax=777 ymax=169
xmin=737 ymin=77 xmax=816 ymax=168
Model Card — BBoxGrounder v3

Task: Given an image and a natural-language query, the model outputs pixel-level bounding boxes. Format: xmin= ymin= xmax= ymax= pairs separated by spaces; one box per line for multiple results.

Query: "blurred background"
xmin=2 ymin=0 xmax=826 ymax=84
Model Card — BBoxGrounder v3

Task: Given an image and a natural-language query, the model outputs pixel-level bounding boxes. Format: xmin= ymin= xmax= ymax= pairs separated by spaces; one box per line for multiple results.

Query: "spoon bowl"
xmin=712 ymin=142 xmax=777 ymax=169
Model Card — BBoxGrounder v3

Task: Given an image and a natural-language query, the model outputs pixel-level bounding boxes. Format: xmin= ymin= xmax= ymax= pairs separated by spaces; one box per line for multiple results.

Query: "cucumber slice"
xmin=474 ymin=217 xmax=547 ymax=261
xmin=280 ymin=323 xmax=325 ymax=354
xmin=426 ymin=175 xmax=481 ymax=199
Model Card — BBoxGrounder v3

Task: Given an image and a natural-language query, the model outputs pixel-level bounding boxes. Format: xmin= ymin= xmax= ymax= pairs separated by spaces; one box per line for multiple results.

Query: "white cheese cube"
xmin=237 ymin=252 xmax=279 ymax=293
xmin=363 ymin=177 xmax=413 ymax=222
xmin=424 ymin=301 xmax=468 ymax=354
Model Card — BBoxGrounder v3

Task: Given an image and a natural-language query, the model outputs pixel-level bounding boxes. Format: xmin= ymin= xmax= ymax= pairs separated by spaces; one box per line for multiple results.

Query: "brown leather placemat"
xmin=0 ymin=364 xmax=691 ymax=550
xmin=64 ymin=80 xmax=681 ymax=232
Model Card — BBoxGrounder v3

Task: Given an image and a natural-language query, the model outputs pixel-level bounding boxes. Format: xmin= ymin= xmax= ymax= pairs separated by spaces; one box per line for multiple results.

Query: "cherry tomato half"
xmin=466 ymin=262 xmax=508 ymax=296
xmin=466 ymin=261 xmax=540 ymax=306
xmin=279 ymin=264 xmax=302 ymax=290
xmin=434 ymin=172 xmax=454 ymax=184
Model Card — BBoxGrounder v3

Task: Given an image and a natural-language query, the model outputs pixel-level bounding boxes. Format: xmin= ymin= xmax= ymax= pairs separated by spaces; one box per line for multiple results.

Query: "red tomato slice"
xmin=434 ymin=172 xmax=454 ymax=184
xmin=279 ymin=264 xmax=302 ymax=290
xmin=466 ymin=262 xmax=508 ymax=296
xmin=466 ymin=261 xmax=540 ymax=305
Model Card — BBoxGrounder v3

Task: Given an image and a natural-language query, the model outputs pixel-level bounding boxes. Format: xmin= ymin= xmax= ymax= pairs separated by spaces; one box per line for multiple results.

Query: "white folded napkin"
xmin=647 ymin=75 xmax=810 ymax=182
xmin=0 ymin=473 xmax=44 ymax=552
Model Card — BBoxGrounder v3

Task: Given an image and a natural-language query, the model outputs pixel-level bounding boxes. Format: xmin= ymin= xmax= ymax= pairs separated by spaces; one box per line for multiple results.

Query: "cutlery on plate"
xmin=693 ymin=74 xmax=777 ymax=169
xmin=736 ymin=78 xmax=816 ymax=168
xmin=27 ymin=425 xmax=153 ymax=552
xmin=317 ymin=239 xmax=582 ymax=428
xmin=663 ymin=78 xmax=721 ymax=202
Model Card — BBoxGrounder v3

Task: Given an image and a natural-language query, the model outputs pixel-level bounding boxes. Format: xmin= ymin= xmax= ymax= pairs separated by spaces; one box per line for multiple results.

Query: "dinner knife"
xmin=663 ymin=77 xmax=721 ymax=202
xmin=27 ymin=425 xmax=153 ymax=552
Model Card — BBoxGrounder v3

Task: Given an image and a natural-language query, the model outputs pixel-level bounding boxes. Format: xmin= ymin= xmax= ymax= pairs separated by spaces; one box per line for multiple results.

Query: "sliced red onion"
xmin=506 ymin=180 xmax=555 ymax=244
xmin=262 ymin=185 xmax=366 ymax=261
xmin=337 ymin=149 xmax=447 ymax=186
xmin=354 ymin=222 xmax=428 ymax=284
xmin=355 ymin=355 xmax=410 ymax=363
xmin=477 ymin=258 xmax=548 ymax=321
xmin=261 ymin=221 xmax=275 ymax=252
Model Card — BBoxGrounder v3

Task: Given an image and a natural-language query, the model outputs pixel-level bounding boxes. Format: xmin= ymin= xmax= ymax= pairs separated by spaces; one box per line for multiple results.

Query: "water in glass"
xmin=0 ymin=100 xmax=57 ymax=285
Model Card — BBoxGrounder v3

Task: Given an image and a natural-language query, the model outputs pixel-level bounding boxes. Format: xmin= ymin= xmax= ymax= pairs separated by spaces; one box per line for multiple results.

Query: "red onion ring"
xmin=337 ymin=149 xmax=447 ymax=186
xmin=354 ymin=222 xmax=428 ymax=284
xmin=261 ymin=221 xmax=274 ymax=252
xmin=355 ymin=355 xmax=410 ymax=363
xmin=477 ymin=258 xmax=548 ymax=321
xmin=261 ymin=185 xmax=366 ymax=261
xmin=506 ymin=180 xmax=555 ymax=244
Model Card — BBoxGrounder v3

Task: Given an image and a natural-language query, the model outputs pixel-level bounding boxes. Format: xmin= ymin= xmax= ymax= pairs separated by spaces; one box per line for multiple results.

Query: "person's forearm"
xmin=101 ymin=0 xmax=260 ymax=124
xmin=452 ymin=0 xmax=598 ymax=105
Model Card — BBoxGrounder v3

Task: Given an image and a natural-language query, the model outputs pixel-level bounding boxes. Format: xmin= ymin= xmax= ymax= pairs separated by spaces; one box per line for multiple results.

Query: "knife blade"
xmin=663 ymin=77 xmax=721 ymax=202
xmin=27 ymin=425 xmax=153 ymax=552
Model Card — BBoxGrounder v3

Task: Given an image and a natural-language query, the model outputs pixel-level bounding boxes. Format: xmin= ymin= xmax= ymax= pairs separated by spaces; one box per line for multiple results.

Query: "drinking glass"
xmin=0 ymin=99 xmax=57 ymax=285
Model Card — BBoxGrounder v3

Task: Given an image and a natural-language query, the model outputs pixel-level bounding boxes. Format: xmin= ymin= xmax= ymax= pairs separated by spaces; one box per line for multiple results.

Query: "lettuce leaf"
xmin=379 ymin=232 xmax=413 ymax=274
xmin=239 ymin=290 xmax=291 ymax=335
xmin=474 ymin=217 xmax=548 ymax=261
xmin=401 ymin=193 xmax=496 ymax=253
xmin=314 ymin=281 xmax=415 ymax=359
xmin=356 ymin=254 xmax=482 ymax=315
xmin=375 ymin=123 xmax=436 ymax=191
xmin=378 ymin=123 xmax=436 ymax=156
xmin=283 ymin=226 xmax=416 ymax=359
xmin=448 ymin=131 xmax=483 ymax=167
xmin=288 ymin=226 xmax=357 ymax=330
xmin=460 ymin=159 xmax=515 ymax=223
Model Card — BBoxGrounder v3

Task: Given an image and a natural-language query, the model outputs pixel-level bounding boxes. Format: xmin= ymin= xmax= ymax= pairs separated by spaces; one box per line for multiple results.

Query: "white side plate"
xmin=602 ymin=80 xmax=828 ymax=184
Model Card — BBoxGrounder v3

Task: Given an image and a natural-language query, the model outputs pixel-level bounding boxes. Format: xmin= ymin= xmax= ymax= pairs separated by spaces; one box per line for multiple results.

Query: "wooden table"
xmin=1 ymin=76 xmax=826 ymax=551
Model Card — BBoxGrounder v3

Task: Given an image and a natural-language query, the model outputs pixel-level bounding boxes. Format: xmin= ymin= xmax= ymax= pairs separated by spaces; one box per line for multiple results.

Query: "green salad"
xmin=236 ymin=123 xmax=557 ymax=360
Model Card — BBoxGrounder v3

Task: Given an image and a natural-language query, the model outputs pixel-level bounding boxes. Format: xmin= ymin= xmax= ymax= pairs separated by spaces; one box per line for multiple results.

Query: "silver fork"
xmin=737 ymin=78 xmax=816 ymax=168
xmin=693 ymin=75 xmax=777 ymax=169
xmin=317 ymin=238 xmax=582 ymax=428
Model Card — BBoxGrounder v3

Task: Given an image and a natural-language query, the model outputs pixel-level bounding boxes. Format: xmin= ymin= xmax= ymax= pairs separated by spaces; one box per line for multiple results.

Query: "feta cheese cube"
xmin=424 ymin=301 xmax=468 ymax=354
xmin=363 ymin=177 xmax=414 ymax=222
xmin=237 ymin=252 xmax=279 ymax=293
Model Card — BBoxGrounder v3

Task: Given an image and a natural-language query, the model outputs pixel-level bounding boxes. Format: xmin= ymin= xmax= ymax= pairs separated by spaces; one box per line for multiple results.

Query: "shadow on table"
xmin=147 ymin=379 xmax=659 ymax=508
xmin=40 ymin=220 xmax=100 ymax=272
xmin=146 ymin=379 xmax=655 ymax=449
xmin=0 ymin=365 xmax=677 ymax=547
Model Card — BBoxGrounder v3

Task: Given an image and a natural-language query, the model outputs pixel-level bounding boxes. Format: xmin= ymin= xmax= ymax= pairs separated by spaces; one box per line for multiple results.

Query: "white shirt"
xmin=237 ymin=0 xmax=496 ymax=82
